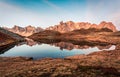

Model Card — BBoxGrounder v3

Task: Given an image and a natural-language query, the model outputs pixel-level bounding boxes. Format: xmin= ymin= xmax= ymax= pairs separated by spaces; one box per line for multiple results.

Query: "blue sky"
xmin=0 ymin=0 xmax=120 ymax=30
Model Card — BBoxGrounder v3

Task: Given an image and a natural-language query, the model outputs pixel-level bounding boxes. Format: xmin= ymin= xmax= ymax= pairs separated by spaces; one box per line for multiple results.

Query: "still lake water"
xmin=0 ymin=40 xmax=116 ymax=59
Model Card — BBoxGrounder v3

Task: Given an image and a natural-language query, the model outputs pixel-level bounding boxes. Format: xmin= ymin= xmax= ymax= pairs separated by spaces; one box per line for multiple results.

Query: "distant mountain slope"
xmin=0 ymin=27 xmax=24 ymax=41
xmin=46 ymin=21 xmax=117 ymax=33
xmin=3 ymin=25 xmax=44 ymax=37
xmin=0 ymin=27 xmax=25 ymax=47
xmin=0 ymin=31 xmax=15 ymax=44
xmin=112 ymin=31 xmax=120 ymax=36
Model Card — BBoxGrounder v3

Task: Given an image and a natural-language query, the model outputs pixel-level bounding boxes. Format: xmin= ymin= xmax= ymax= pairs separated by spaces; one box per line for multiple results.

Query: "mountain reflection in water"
xmin=18 ymin=39 xmax=115 ymax=50
xmin=50 ymin=42 xmax=114 ymax=51
xmin=0 ymin=39 xmax=116 ymax=59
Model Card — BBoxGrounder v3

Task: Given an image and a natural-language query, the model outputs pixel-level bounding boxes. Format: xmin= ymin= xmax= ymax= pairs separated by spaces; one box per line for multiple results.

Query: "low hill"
xmin=62 ymin=28 xmax=113 ymax=35
xmin=29 ymin=30 xmax=61 ymax=39
xmin=29 ymin=30 xmax=61 ymax=43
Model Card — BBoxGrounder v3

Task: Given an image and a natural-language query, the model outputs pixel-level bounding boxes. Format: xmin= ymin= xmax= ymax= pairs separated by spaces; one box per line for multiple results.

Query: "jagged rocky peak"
xmin=12 ymin=25 xmax=24 ymax=32
xmin=46 ymin=21 xmax=117 ymax=33
xmin=59 ymin=21 xmax=64 ymax=25
xmin=3 ymin=25 xmax=44 ymax=37
xmin=98 ymin=21 xmax=117 ymax=32
xmin=25 ymin=25 xmax=43 ymax=33
xmin=66 ymin=21 xmax=74 ymax=25
xmin=13 ymin=25 xmax=23 ymax=29
xmin=25 ymin=25 xmax=35 ymax=32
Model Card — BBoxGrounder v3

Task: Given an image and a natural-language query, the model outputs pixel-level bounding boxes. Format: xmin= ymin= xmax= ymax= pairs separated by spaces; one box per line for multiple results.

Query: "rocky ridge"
xmin=46 ymin=21 xmax=117 ymax=33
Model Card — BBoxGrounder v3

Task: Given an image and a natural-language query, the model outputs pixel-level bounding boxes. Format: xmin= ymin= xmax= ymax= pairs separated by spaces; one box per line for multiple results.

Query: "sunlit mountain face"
xmin=2 ymin=21 xmax=117 ymax=37
xmin=3 ymin=25 xmax=44 ymax=36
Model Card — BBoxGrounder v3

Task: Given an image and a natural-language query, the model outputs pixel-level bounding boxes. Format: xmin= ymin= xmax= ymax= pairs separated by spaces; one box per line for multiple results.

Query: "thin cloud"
xmin=42 ymin=0 xmax=63 ymax=12
xmin=0 ymin=1 xmax=64 ymax=28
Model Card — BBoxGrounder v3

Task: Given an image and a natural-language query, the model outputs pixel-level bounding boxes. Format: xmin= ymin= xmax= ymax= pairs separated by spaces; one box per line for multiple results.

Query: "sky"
xmin=0 ymin=0 xmax=120 ymax=30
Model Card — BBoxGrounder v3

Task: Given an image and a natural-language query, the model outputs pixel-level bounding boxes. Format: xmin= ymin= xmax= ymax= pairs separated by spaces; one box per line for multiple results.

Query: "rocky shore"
xmin=0 ymin=47 xmax=120 ymax=77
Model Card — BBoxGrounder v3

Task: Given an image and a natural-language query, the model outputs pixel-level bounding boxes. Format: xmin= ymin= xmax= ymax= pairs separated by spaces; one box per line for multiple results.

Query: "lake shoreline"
xmin=0 ymin=40 xmax=116 ymax=59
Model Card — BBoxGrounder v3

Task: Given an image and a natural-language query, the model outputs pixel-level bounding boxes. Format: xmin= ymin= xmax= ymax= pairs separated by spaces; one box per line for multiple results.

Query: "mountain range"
xmin=3 ymin=25 xmax=44 ymax=37
xmin=46 ymin=21 xmax=117 ymax=33
xmin=3 ymin=21 xmax=117 ymax=37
